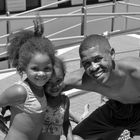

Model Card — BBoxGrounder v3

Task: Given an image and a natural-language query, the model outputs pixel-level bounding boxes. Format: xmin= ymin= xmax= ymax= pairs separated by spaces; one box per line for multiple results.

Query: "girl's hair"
xmin=54 ymin=57 xmax=66 ymax=76
xmin=7 ymin=15 xmax=55 ymax=76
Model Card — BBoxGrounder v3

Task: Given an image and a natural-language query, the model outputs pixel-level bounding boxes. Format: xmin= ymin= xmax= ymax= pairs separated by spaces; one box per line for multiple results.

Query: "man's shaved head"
xmin=79 ymin=34 xmax=111 ymax=58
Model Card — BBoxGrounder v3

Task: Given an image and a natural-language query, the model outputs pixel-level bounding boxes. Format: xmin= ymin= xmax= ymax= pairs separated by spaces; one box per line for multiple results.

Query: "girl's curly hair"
xmin=7 ymin=15 xmax=55 ymax=76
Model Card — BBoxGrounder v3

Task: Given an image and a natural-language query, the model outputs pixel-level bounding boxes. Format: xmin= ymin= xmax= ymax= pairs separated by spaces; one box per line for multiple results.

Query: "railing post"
xmin=125 ymin=0 xmax=129 ymax=30
xmin=111 ymin=0 xmax=116 ymax=32
xmin=6 ymin=11 xmax=11 ymax=68
xmin=6 ymin=12 xmax=10 ymax=43
xmin=5 ymin=0 xmax=11 ymax=68
xmin=80 ymin=0 xmax=87 ymax=68
xmin=81 ymin=0 xmax=87 ymax=37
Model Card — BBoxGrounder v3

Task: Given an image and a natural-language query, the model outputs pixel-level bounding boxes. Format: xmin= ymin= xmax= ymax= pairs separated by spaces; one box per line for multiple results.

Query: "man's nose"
xmin=91 ymin=62 xmax=99 ymax=70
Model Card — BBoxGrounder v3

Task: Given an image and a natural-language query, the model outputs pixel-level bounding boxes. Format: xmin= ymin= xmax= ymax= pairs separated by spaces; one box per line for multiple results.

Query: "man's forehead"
xmin=81 ymin=47 xmax=98 ymax=59
xmin=85 ymin=44 xmax=109 ymax=53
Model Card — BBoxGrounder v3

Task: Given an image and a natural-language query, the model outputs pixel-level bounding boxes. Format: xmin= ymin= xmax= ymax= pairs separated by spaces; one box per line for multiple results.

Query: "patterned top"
xmin=42 ymin=95 xmax=68 ymax=135
xmin=15 ymin=81 xmax=47 ymax=114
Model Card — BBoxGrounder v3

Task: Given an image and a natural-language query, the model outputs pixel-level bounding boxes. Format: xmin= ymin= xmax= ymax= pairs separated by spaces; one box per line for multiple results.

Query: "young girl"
xmin=0 ymin=17 xmax=55 ymax=140
xmin=39 ymin=57 xmax=73 ymax=140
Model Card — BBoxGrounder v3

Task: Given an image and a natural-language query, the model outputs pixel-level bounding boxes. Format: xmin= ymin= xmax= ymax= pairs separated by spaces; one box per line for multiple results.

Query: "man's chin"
xmin=92 ymin=74 xmax=108 ymax=84
xmin=99 ymin=75 xmax=109 ymax=84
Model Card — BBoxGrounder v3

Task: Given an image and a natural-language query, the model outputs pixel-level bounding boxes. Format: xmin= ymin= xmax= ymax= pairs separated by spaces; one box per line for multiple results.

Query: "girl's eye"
xmin=32 ymin=67 xmax=38 ymax=71
xmin=44 ymin=67 xmax=52 ymax=72
xmin=56 ymin=79 xmax=63 ymax=84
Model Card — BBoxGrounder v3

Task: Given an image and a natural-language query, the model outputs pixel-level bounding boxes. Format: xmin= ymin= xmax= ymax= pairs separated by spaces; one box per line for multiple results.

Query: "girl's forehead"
xmin=30 ymin=53 xmax=52 ymax=64
xmin=54 ymin=66 xmax=64 ymax=76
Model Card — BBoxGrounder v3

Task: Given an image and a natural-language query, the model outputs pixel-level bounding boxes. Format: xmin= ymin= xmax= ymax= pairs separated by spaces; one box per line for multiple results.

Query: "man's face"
xmin=81 ymin=44 xmax=113 ymax=84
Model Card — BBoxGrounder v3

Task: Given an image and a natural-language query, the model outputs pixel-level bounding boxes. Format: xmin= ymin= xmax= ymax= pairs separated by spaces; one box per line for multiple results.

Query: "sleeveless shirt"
xmin=15 ymin=81 xmax=47 ymax=114
xmin=42 ymin=95 xmax=68 ymax=135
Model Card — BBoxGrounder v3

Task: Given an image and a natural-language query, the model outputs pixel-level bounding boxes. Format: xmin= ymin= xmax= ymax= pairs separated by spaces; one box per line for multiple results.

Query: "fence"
xmin=0 ymin=0 xmax=140 ymax=100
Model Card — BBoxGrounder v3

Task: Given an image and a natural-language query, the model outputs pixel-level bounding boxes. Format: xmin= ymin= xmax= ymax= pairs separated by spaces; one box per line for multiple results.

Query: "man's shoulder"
xmin=117 ymin=57 xmax=140 ymax=76
xmin=117 ymin=57 xmax=140 ymax=69
xmin=118 ymin=57 xmax=140 ymax=62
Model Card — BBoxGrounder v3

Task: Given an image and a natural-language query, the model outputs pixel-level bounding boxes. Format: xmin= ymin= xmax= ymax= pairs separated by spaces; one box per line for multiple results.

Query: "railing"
xmin=0 ymin=0 xmax=140 ymax=101
xmin=0 ymin=1 xmax=139 ymax=60
xmin=0 ymin=0 xmax=140 ymax=43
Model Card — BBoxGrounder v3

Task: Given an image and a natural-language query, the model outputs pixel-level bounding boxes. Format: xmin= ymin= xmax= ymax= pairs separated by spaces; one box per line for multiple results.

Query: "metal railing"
xmin=0 ymin=0 xmax=140 ymax=74
xmin=0 ymin=0 xmax=139 ymax=106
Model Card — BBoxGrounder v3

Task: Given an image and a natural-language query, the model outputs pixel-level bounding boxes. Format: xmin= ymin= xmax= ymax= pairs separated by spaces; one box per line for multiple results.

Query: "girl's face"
xmin=45 ymin=65 xmax=64 ymax=97
xmin=26 ymin=52 xmax=53 ymax=88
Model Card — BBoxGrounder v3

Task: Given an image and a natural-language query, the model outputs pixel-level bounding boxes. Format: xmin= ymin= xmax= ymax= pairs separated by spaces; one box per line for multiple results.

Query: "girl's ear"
xmin=110 ymin=48 xmax=115 ymax=59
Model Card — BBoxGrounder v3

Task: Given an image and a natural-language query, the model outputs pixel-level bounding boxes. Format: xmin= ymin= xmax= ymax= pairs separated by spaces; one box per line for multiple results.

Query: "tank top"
xmin=15 ymin=81 xmax=47 ymax=114
xmin=42 ymin=95 xmax=68 ymax=135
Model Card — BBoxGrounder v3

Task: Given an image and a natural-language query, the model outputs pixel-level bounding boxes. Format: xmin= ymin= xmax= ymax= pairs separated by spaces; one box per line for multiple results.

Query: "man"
xmin=64 ymin=34 xmax=140 ymax=140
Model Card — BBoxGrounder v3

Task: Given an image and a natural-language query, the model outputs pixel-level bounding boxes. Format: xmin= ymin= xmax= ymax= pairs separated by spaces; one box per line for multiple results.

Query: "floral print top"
xmin=42 ymin=103 xmax=66 ymax=135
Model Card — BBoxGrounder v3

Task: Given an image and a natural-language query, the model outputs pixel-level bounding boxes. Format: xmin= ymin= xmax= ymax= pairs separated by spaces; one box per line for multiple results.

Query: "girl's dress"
xmin=42 ymin=95 xmax=69 ymax=136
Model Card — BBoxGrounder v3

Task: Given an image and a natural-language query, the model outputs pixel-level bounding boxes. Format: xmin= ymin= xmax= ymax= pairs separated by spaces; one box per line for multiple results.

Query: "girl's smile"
xmin=26 ymin=52 xmax=53 ymax=88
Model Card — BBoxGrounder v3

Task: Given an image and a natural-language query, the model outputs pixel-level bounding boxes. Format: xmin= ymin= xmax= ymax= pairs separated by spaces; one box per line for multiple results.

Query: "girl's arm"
xmin=69 ymin=110 xmax=81 ymax=124
xmin=67 ymin=124 xmax=73 ymax=140
xmin=62 ymin=95 xmax=73 ymax=140
xmin=0 ymin=84 xmax=27 ymax=107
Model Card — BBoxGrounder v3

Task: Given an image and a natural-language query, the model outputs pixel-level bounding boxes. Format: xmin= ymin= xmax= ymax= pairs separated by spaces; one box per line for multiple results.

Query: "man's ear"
xmin=110 ymin=48 xmax=115 ymax=59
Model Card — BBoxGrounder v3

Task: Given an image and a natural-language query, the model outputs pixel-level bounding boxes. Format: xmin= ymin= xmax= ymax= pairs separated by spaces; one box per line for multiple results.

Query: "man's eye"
xmin=94 ymin=57 xmax=102 ymax=62
xmin=82 ymin=61 xmax=91 ymax=68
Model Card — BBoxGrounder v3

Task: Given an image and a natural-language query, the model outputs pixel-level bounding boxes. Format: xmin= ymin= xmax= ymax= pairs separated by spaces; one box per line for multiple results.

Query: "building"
xmin=0 ymin=0 xmax=117 ymax=14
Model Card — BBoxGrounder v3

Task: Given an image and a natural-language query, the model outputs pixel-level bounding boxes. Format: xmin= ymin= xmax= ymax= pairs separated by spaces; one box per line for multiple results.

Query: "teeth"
xmin=94 ymin=71 xmax=103 ymax=77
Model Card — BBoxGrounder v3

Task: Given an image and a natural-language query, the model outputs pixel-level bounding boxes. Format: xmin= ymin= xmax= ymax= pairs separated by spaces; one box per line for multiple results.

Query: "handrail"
xmin=118 ymin=1 xmax=140 ymax=7
xmin=0 ymin=1 xmax=140 ymax=67
xmin=48 ymin=16 xmax=114 ymax=38
xmin=50 ymin=35 xmax=84 ymax=41
xmin=0 ymin=15 xmax=114 ymax=45
xmin=0 ymin=17 xmax=140 ymax=48
xmin=0 ymin=47 xmax=139 ymax=73
xmin=0 ymin=68 xmax=16 ymax=73
xmin=87 ymin=3 xmax=114 ymax=10
xmin=104 ymin=27 xmax=140 ymax=38
xmin=123 ymin=16 xmax=140 ymax=21
xmin=1 ymin=12 xmax=140 ymax=20
xmin=0 ymin=8 xmax=83 ymax=40
xmin=0 ymin=1 xmax=139 ymax=41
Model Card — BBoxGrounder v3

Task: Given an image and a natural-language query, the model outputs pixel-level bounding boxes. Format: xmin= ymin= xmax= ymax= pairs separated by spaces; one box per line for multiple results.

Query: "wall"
xmin=0 ymin=0 xmax=113 ymax=14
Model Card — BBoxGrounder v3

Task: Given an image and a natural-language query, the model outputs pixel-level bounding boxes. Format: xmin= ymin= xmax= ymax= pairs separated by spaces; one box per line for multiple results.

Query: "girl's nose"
xmin=37 ymin=71 xmax=45 ymax=76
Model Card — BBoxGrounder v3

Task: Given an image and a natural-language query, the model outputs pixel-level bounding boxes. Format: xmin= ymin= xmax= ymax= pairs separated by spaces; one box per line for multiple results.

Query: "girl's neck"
xmin=25 ymin=78 xmax=44 ymax=97
xmin=47 ymin=95 xmax=62 ymax=108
